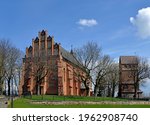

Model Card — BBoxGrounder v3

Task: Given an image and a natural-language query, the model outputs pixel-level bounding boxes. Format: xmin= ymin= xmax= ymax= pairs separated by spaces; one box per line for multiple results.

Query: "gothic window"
xmin=34 ymin=52 xmax=39 ymax=57
xmin=49 ymin=82 xmax=54 ymax=87
xmin=41 ymin=50 xmax=45 ymax=58
xmin=41 ymin=41 xmax=45 ymax=49
xmin=35 ymin=42 xmax=39 ymax=51
xmin=34 ymin=42 xmax=39 ymax=57
xmin=124 ymin=64 xmax=128 ymax=68
xmin=63 ymin=68 xmax=65 ymax=82
xmin=47 ymin=41 xmax=51 ymax=49
xmin=128 ymin=65 xmax=132 ymax=69
xmin=47 ymin=50 xmax=52 ymax=55
xmin=54 ymin=48 xmax=58 ymax=55
xmin=128 ymin=72 xmax=132 ymax=78
xmin=41 ymin=35 xmax=45 ymax=41
xmin=47 ymin=41 xmax=52 ymax=55
xmin=123 ymin=85 xmax=128 ymax=89
xmin=28 ymin=51 xmax=32 ymax=57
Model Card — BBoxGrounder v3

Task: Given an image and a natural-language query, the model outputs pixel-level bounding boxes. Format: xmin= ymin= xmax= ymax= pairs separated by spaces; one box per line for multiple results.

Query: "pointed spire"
xmin=47 ymin=35 xmax=52 ymax=40
xmin=41 ymin=30 xmax=46 ymax=36
xmin=34 ymin=37 xmax=39 ymax=42
xmin=28 ymin=46 xmax=32 ymax=51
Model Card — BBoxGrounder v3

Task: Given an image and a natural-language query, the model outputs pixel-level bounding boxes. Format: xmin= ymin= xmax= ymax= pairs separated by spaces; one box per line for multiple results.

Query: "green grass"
xmin=8 ymin=95 xmax=150 ymax=108
xmin=23 ymin=95 xmax=127 ymax=102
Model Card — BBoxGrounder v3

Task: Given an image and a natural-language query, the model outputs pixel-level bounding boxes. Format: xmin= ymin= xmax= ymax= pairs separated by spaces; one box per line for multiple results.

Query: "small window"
xmin=47 ymin=41 xmax=51 ymax=49
xmin=124 ymin=64 xmax=128 ymax=68
xmin=41 ymin=35 xmax=45 ymax=41
xmin=128 ymin=72 xmax=132 ymax=78
xmin=54 ymin=48 xmax=58 ymax=55
xmin=41 ymin=41 xmax=45 ymax=49
xmin=63 ymin=68 xmax=65 ymax=82
xmin=123 ymin=85 xmax=128 ymax=89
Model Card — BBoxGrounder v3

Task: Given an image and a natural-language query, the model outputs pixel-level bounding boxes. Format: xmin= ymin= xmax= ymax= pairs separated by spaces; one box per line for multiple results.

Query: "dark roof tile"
xmin=60 ymin=47 xmax=83 ymax=68
xmin=120 ymin=56 xmax=138 ymax=64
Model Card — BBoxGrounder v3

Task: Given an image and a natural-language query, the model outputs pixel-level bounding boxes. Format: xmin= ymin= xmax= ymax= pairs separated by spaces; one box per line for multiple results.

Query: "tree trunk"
xmin=11 ymin=79 xmax=14 ymax=96
xmin=118 ymin=84 xmax=122 ymax=98
xmin=107 ymin=85 xmax=111 ymax=97
xmin=94 ymin=84 xmax=99 ymax=97
xmin=86 ymin=87 xmax=89 ymax=96
xmin=37 ymin=84 xmax=40 ymax=95
xmin=134 ymin=84 xmax=137 ymax=99
xmin=8 ymin=78 xmax=11 ymax=96
xmin=36 ymin=76 xmax=41 ymax=95
xmin=83 ymin=81 xmax=89 ymax=96
xmin=111 ymin=83 xmax=115 ymax=97
xmin=98 ymin=87 xmax=102 ymax=96
xmin=0 ymin=77 xmax=2 ymax=95
xmin=4 ymin=82 xmax=7 ymax=95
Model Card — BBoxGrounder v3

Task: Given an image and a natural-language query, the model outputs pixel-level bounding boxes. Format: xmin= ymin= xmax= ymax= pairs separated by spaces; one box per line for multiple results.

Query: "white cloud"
xmin=78 ymin=19 xmax=98 ymax=27
xmin=130 ymin=7 xmax=150 ymax=39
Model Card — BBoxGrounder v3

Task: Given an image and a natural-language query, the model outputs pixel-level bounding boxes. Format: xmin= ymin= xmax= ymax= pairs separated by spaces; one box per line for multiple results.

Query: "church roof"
xmin=60 ymin=46 xmax=83 ymax=68
xmin=120 ymin=56 xmax=138 ymax=64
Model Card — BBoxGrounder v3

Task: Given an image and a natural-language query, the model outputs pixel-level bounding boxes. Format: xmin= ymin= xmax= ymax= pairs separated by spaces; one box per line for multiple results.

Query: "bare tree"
xmin=131 ymin=57 xmax=150 ymax=98
xmin=74 ymin=42 xmax=101 ymax=96
xmin=13 ymin=51 xmax=24 ymax=95
xmin=93 ymin=55 xmax=113 ymax=96
xmin=105 ymin=62 xmax=119 ymax=97
xmin=0 ymin=40 xmax=22 ymax=96
xmin=0 ymin=40 xmax=11 ymax=95
xmin=4 ymin=46 xmax=21 ymax=96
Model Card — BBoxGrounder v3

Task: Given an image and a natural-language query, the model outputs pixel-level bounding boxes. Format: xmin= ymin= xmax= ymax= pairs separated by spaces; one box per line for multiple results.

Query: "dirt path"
xmin=0 ymin=96 xmax=8 ymax=108
xmin=31 ymin=100 xmax=150 ymax=105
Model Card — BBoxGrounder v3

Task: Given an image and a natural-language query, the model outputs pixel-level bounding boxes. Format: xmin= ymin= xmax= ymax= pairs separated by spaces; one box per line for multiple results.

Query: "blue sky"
xmin=0 ymin=0 xmax=150 ymax=93
xmin=0 ymin=0 xmax=149 ymax=59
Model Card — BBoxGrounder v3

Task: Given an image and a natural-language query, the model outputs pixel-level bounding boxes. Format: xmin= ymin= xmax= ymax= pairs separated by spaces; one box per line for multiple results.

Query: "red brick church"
xmin=19 ymin=30 xmax=92 ymax=96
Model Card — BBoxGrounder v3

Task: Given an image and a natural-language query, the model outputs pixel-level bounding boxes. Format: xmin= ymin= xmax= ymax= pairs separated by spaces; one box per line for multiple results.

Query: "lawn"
xmin=22 ymin=95 xmax=127 ymax=101
xmin=8 ymin=95 xmax=150 ymax=108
